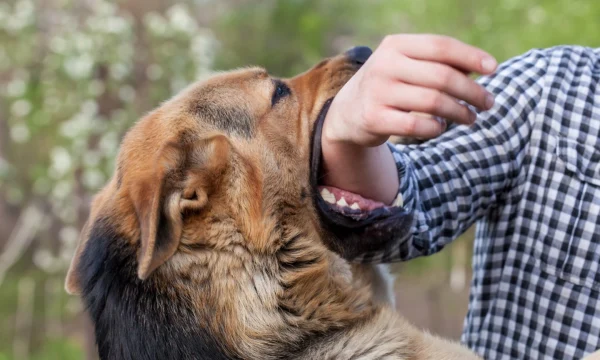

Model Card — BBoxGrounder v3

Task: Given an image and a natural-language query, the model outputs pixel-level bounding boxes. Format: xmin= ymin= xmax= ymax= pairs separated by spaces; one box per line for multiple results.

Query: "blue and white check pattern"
xmin=355 ymin=46 xmax=600 ymax=359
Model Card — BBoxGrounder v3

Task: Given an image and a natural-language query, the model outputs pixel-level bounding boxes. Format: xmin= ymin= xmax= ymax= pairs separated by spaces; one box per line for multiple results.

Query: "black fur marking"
xmin=77 ymin=218 xmax=235 ymax=360
xmin=193 ymin=102 xmax=254 ymax=138
xmin=300 ymin=188 xmax=308 ymax=200
xmin=279 ymin=257 xmax=320 ymax=272
xmin=155 ymin=203 xmax=173 ymax=253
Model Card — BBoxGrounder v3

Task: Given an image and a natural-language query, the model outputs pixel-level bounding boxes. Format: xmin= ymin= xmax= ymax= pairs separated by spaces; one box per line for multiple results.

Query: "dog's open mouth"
xmin=309 ymin=99 xmax=413 ymax=260
xmin=317 ymin=185 xmax=403 ymax=213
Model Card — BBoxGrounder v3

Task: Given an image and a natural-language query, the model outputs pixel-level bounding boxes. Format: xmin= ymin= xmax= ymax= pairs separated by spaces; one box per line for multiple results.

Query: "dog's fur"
xmin=65 ymin=50 xmax=481 ymax=359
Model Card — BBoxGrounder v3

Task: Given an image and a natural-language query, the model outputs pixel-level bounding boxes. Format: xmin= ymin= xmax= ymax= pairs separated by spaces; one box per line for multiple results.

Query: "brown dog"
xmin=65 ymin=47 xmax=481 ymax=360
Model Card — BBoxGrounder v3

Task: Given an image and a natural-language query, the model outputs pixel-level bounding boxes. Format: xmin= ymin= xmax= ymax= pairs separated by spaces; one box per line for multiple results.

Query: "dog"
xmin=65 ymin=46 xmax=481 ymax=359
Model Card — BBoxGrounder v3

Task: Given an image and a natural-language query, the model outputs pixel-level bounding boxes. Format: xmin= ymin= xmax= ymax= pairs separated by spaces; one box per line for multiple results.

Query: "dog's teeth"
xmin=320 ymin=188 xmax=336 ymax=204
xmin=392 ymin=194 xmax=404 ymax=207
xmin=350 ymin=202 xmax=360 ymax=210
xmin=336 ymin=197 xmax=348 ymax=207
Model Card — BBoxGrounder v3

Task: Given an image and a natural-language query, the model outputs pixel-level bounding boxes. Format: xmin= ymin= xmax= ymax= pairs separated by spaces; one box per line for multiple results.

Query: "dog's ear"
xmin=65 ymin=217 xmax=93 ymax=295
xmin=134 ymin=134 xmax=230 ymax=280
xmin=64 ymin=134 xmax=231 ymax=293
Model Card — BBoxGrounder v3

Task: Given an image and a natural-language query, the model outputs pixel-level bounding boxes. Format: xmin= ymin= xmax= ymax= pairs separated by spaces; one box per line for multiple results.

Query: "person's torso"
xmin=464 ymin=46 xmax=600 ymax=359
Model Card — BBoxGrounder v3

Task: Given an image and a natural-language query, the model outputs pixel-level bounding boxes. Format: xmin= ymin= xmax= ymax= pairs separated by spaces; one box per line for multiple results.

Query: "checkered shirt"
xmin=352 ymin=46 xmax=600 ymax=359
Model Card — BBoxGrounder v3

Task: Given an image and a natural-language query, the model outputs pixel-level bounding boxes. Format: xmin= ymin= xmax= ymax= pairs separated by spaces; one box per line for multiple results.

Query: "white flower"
xmin=50 ymin=147 xmax=73 ymax=177
xmin=10 ymin=123 xmax=30 ymax=143
xmin=105 ymin=16 xmax=129 ymax=34
xmin=74 ymin=33 xmax=94 ymax=53
xmin=60 ymin=112 xmax=93 ymax=139
xmin=11 ymin=99 xmax=31 ymax=117
xmin=6 ymin=78 xmax=26 ymax=97
xmin=99 ymin=132 xmax=119 ymax=154
xmin=83 ymin=168 xmax=105 ymax=190
xmin=64 ymin=55 xmax=94 ymax=79
xmin=167 ymin=4 xmax=198 ymax=35
xmin=94 ymin=0 xmax=117 ymax=16
xmin=81 ymin=100 xmax=99 ymax=115
xmin=4 ymin=0 xmax=34 ymax=33
xmin=144 ymin=12 xmax=168 ymax=35
xmin=15 ymin=0 xmax=34 ymax=18
xmin=118 ymin=85 xmax=136 ymax=102
xmin=49 ymin=36 xmax=67 ymax=54
xmin=59 ymin=226 xmax=79 ymax=248
xmin=51 ymin=180 xmax=72 ymax=200
xmin=110 ymin=63 xmax=129 ymax=81
xmin=33 ymin=248 xmax=62 ymax=273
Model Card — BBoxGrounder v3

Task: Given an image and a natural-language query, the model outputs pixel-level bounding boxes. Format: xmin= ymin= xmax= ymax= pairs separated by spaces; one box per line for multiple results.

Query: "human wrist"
xmin=320 ymin=137 xmax=399 ymax=205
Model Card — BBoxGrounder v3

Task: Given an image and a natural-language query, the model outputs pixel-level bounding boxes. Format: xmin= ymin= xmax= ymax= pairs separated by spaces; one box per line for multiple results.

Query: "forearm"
xmin=320 ymin=140 xmax=399 ymax=205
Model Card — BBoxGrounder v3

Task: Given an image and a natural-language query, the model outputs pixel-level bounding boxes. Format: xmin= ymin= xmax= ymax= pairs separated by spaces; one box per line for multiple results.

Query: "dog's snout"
xmin=345 ymin=46 xmax=373 ymax=65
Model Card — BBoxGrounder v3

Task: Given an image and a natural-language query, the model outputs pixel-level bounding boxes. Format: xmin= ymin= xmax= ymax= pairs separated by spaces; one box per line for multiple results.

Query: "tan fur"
xmin=66 ymin=51 xmax=481 ymax=359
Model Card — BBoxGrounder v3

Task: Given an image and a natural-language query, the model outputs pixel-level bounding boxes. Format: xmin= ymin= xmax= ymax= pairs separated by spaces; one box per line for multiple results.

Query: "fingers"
xmin=323 ymin=34 xmax=498 ymax=146
xmin=372 ymin=108 xmax=445 ymax=139
xmin=386 ymin=56 xmax=494 ymax=111
xmin=380 ymin=34 xmax=498 ymax=75
xmin=380 ymin=82 xmax=475 ymax=125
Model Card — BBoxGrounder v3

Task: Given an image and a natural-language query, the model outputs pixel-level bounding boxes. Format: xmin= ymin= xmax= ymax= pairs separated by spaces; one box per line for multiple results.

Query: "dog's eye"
xmin=271 ymin=80 xmax=290 ymax=107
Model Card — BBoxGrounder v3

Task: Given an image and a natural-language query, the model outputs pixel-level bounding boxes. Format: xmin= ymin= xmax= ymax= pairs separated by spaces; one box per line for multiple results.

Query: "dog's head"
xmin=66 ymin=46 xmax=378 ymax=293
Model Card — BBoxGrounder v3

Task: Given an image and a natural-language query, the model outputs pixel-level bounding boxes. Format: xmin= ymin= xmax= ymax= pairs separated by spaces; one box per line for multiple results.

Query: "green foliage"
xmin=213 ymin=0 xmax=372 ymax=76
xmin=213 ymin=0 xmax=600 ymax=79
xmin=29 ymin=339 xmax=84 ymax=360
xmin=369 ymin=0 xmax=600 ymax=62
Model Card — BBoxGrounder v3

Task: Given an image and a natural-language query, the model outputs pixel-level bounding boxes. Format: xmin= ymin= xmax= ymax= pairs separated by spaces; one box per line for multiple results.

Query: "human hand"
xmin=320 ymin=35 xmax=498 ymax=204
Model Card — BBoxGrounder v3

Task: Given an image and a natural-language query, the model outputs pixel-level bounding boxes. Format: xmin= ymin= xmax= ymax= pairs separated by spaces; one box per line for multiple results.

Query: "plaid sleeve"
xmin=355 ymin=49 xmax=550 ymax=263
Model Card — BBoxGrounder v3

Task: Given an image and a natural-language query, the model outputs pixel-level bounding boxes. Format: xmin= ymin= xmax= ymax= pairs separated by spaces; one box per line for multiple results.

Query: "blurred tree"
xmin=0 ymin=0 xmax=214 ymax=358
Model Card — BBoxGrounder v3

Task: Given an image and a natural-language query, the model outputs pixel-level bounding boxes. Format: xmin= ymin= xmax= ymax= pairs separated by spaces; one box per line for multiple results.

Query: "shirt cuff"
xmin=387 ymin=142 xmax=429 ymax=235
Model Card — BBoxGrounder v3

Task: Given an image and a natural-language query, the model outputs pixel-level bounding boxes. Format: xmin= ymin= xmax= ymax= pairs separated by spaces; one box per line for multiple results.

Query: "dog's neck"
xmin=164 ymin=205 xmax=377 ymax=359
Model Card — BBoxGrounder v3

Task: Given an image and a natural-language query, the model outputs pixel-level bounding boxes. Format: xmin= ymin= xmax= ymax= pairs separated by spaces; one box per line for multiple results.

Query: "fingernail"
xmin=436 ymin=121 xmax=444 ymax=135
xmin=439 ymin=118 xmax=447 ymax=132
xmin=485 ymin=92 xmax=495 ymax=109
xmin=469 ymin=110 xmax=477 ymax=124
xmin=481 ymin=56 xmax=497 ymax=73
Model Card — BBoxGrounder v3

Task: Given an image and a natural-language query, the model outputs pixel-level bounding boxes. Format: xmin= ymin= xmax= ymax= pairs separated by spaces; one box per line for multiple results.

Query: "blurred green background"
xmin=0 ymin=0 xmax=597 ymax=358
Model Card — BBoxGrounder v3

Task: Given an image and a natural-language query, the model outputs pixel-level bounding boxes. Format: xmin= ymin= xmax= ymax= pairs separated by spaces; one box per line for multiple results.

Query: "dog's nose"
xmin=345 ymin=46 xmax=373 ymax=65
